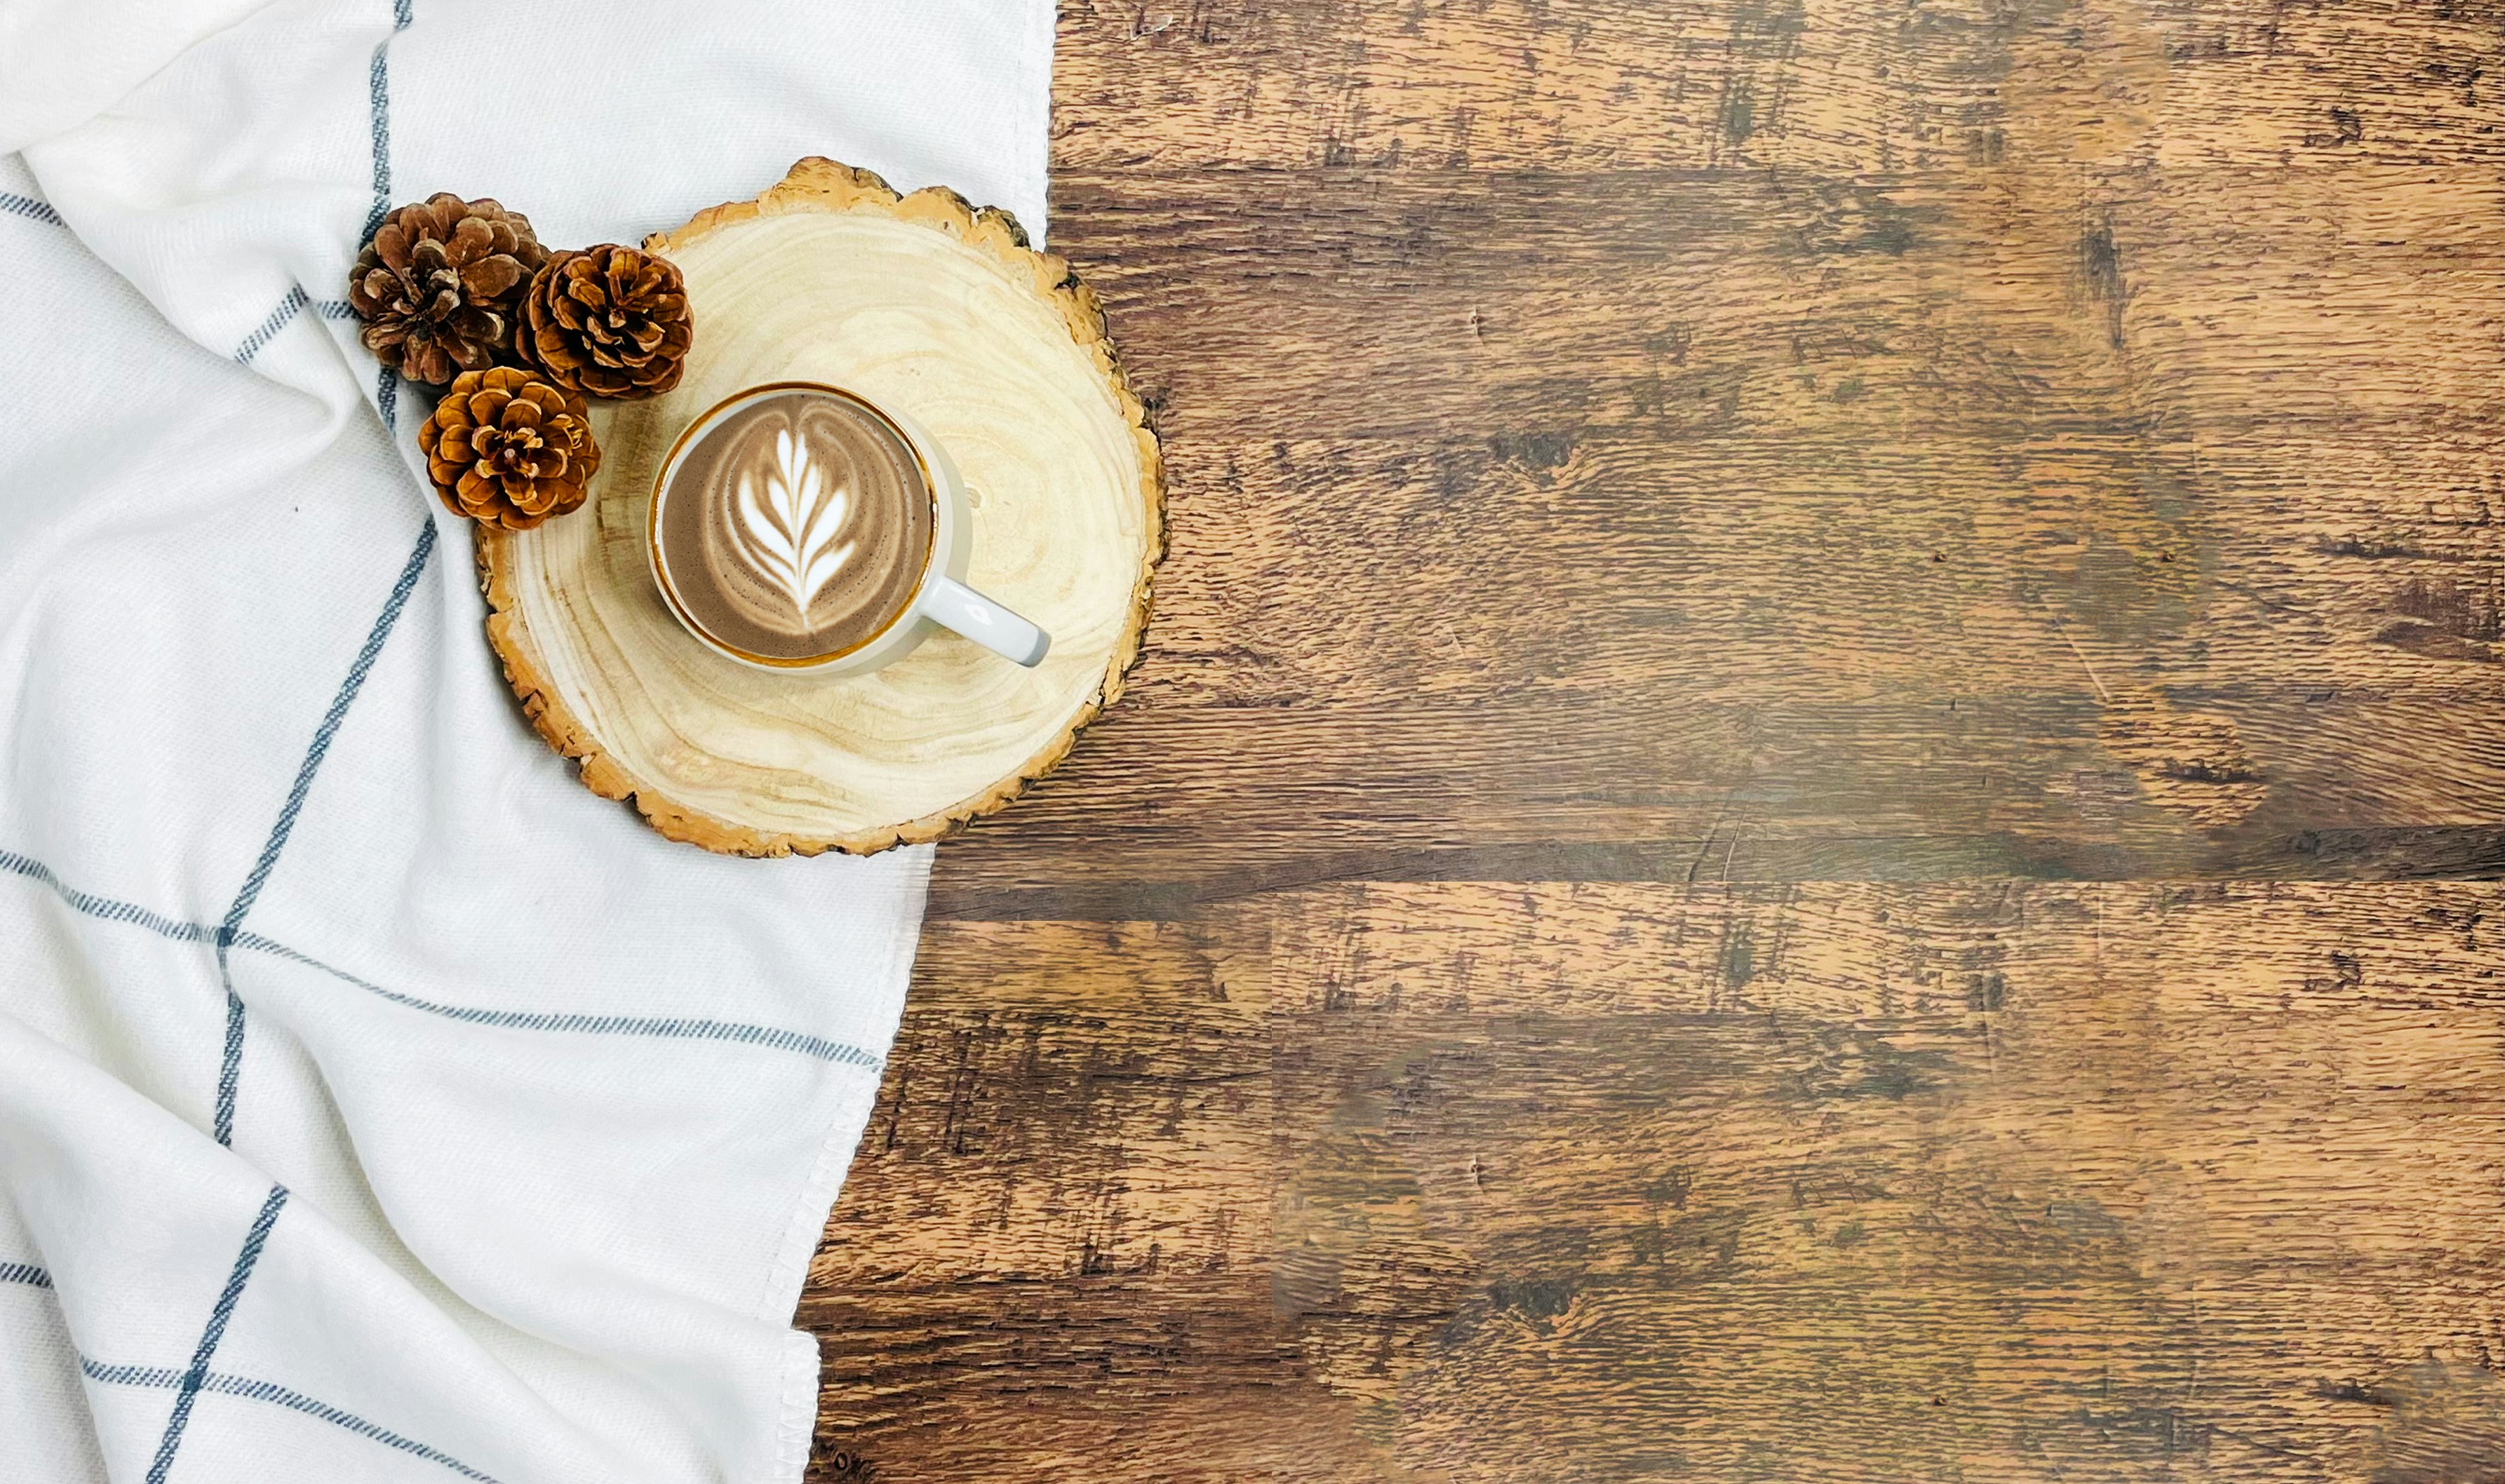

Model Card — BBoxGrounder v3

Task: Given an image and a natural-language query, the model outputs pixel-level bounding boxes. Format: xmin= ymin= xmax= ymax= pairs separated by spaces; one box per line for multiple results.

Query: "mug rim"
xmin=647 ymin=380 xmax=943 ymax=670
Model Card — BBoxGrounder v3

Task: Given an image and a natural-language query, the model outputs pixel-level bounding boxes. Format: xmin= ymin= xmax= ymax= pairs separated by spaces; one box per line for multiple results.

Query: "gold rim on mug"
xmin=646 ymin=380 xmax=941 ymax=670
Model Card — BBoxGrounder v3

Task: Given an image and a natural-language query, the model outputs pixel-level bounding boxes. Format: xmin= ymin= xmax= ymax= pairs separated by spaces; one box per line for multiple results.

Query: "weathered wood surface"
xmin=801 ymin=0 xmax=2505 ymax=1476
xmin=814 ymin=885 xmax=2503 ymax=1480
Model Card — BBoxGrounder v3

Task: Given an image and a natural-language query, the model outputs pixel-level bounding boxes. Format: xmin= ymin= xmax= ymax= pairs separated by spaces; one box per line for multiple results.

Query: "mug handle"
xmin=922 ymin=576 xmax=1050 ymax=668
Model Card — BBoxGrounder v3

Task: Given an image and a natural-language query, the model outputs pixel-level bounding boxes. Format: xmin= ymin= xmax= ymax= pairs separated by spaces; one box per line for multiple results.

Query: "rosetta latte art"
xmin=657 ymin=390 xmax=934 ymax=661
xmin=731 ymin=427 xmax=858 ymax=619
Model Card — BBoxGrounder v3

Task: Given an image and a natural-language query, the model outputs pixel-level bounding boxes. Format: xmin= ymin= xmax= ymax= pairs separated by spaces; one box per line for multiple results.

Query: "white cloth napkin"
xmin=0 ymin=4 xmax=1052 ymax=1480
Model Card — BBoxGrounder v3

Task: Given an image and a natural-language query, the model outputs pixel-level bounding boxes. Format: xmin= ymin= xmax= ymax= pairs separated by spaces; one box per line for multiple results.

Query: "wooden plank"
xmin=922 ymin=161 xmax=2504 ymax=912
xmin=804 ymin=920 xmax=1417 ymax=1480
xmin=1051 ymin=0 xmax=2505 ymax=174
xmin=812 ymin=882 xmax=2505 ymax=1479
xmin=980 ymin=0 xmax=2505 ymax=912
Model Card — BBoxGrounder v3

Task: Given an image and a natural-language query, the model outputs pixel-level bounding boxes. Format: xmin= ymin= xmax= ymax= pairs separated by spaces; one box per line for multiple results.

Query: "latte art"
xmin=732 ymin=426 xmax=857 ymax=620
xmin=657 ymin=390 xmax=934 ymax=662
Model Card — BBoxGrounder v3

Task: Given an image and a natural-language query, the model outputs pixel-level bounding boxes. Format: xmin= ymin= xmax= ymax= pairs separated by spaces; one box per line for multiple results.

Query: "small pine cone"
xmin=417 ymin=367 xmax=601 ymax=529
xmin=349 ymin=194 xmax=549 ymax=385
xmin=521 ymin=245 xmax=694 ymax=399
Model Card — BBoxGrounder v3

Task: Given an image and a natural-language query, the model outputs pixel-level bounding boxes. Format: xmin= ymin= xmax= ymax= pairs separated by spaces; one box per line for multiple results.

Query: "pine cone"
xmin=521 ymin=245 xmax=694 ymax=399
xmin=417 ymin=367 xmax=601 ymax=529
xmin=349 ymin=194 xmax=548 ymax=385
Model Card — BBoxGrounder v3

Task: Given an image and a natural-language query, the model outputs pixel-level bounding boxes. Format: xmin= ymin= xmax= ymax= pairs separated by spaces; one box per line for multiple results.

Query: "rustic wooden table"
xmin=800 ymin=1 xmax=2505 ymax=1477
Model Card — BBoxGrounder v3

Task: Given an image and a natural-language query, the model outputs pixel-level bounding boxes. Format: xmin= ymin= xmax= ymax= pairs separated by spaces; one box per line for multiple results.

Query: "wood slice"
xmin=476 ymin=158 xmax=1161 ymax=856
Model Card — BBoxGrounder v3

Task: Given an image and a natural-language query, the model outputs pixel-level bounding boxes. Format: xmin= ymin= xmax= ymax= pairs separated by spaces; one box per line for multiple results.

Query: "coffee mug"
xmin=648 ymin=381 xmax=1049 ymax=675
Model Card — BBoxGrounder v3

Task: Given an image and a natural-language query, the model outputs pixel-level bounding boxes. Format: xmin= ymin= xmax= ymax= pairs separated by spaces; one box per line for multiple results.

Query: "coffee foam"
xmin=657 ymin=390 xmax=933 ymax=661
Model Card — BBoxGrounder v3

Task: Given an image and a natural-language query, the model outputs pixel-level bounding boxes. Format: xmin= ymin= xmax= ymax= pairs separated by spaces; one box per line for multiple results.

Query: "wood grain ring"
xmin=475 ymin=157 xmax=1162 ymax=856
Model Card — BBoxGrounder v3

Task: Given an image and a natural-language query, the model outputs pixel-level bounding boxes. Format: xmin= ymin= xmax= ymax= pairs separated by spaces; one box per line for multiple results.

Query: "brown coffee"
xmin=655 ymin=388 xmax=934 ymax=662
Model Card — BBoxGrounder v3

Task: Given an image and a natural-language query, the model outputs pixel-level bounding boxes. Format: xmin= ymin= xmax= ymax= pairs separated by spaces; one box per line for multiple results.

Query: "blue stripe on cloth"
xmin=0 ymin=849 xmax=878 ymax=1070
xmin=361 ymin=47 xmax=391 ymax=238
xmin=378 ymin=365 xmax=400 ymax=433
xmin=1 ymin=192 xmax=65 ymax=226
xmin=358 ymin=0 xmax=412 ymax=240
xmin=233 ymin=933 xmax=887 ymax=1068
xmin=85 ymin=1361 xmax=190 ymax=1381
xmin=213 ymin=518 xmax=435 ymax=1145
xmin=83 ymin=1356 xmax=499 ymax=1482
xmin=316 ymin=299 xmax=358 ymax=321
xmin=146 ymin=1185 xmax=288 ymax=1484
xmin=0 ymin=851 xmax=218 ymax=943
xmin=211 ymin=978 xmax=247 ymax=1147
xmin=83 ymin=1360 xmax=187 ymax=1387
xmin=234 ymin=285 xmax=309 ymax=364
xmin=202 ymin=1373 xmax=499 ymax=1482
xmin=1 ymin=1262 xmax=53 ymax=1288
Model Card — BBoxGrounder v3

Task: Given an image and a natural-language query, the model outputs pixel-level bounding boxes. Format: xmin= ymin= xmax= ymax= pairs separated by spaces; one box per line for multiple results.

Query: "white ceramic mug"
xmin=647 ymin=382 xmax=1049 ymax=675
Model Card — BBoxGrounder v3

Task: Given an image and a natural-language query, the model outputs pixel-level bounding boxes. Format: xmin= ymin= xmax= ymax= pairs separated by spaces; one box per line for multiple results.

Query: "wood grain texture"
xmin=924 ymin=0 xmax=2505 ymax=912
xmin=795 ymin=0 xmax=2504 ymax=1475
xmin=921 ymin=155 xmax=2504 ymax=910
xmin=812 ymin=884 xmax=2505 ymax=1479
xmin=480 ymin=158 xmax=1159 ymax=856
